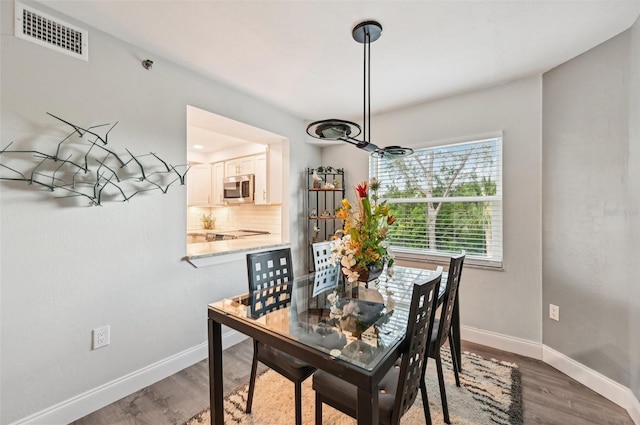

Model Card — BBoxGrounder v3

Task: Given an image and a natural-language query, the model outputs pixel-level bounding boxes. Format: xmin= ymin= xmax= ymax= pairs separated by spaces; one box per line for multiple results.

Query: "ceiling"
xmin=41 ymin=1 xmax=640 ymax=132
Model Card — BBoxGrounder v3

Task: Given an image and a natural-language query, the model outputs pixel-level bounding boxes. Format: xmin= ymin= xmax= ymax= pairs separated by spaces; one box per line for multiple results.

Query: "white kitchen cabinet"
xmin=187 ymin=163 xmax=212 ymax=205
xmin=254 ymin=154 xmax=267 ymax=204
xmin=253 ymin=146 xmax=283 ymax=205
xmin=267 ymin=144 xmax=283 ymax=204
xmin=211 ymin=162 xmax=225 ymax=205
xmin=225 ymin=156 xmax=255 ymax=177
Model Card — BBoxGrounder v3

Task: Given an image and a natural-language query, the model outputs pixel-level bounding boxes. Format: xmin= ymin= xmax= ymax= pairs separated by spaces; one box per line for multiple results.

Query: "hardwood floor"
xmin=71 ymin=339 xmax=634 ymax=425
xmin=462 ymin=341 xmax=634 ymax=425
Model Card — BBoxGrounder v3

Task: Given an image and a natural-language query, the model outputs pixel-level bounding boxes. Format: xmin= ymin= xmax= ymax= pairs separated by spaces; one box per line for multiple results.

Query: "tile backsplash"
xmin=187 ymin=205 xmax=281 ymax=235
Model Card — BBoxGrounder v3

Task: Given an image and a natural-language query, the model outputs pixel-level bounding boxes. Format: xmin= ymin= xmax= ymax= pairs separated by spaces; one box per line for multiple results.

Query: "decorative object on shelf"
xmin=312 ymin=169 xmax=323 ymax=188
xmin=330 ymin=178 xmax=396 ymax=284
xmin=305 ymin=21 xmax=413 ymax=158
xmin=333 ymin=179 xmax=341 ymax=188
xmin=306 ymin=166 xmax=345 ymax=272
xmin=0 ymin=113 xmax=189 ymax=206
xmin=201 ymin=213 xmax=215 ymax=230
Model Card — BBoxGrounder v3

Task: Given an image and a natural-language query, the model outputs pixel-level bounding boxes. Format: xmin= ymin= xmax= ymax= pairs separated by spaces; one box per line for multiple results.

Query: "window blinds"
xmin=370 ymin=137 xmax=503 ymax=267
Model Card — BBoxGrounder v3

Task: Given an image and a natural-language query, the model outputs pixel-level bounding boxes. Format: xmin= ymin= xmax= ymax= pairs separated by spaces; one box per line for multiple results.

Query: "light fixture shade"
xmin=373 ymin=145 xmax=414 ymax=158
xmin=306 ymin=119 xmax=361 ymax=141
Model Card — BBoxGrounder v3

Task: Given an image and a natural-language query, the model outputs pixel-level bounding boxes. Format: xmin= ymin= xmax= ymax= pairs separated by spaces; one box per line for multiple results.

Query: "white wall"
xmin=542 ymin=28 xmax=635 ymax=388
xmin=322 ymin=76 xmax=543 ymax=343
xmin=0 ymin=2 xmax=319 ymax=423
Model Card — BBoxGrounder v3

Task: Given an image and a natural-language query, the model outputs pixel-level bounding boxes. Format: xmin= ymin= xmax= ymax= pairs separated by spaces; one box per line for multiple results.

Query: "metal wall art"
xmin=0 ymin=113 xmax=189 ymax=206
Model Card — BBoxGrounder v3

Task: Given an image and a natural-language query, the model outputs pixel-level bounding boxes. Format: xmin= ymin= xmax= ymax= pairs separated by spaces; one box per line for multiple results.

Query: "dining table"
xmin=207 ymin=265 xmax=460 ymax=425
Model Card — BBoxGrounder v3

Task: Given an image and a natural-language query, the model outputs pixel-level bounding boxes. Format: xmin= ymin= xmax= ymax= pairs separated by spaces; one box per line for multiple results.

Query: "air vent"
xmin=14 ymin=2 xmax=88 ymax=62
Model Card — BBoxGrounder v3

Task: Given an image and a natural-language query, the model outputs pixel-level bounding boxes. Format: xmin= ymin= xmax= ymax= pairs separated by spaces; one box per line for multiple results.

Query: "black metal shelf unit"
xmin=306 ymin=166 xmax=345 ymax=272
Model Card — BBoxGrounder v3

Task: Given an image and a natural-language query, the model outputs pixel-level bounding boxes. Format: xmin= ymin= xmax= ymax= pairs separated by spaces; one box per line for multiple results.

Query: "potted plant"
xmin=201 ymin=213 xmax=215 ymax=230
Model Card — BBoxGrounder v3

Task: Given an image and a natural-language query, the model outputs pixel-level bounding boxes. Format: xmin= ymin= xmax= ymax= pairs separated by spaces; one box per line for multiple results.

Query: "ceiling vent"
xmin=14 ymin=2 xmax=88 ymax=62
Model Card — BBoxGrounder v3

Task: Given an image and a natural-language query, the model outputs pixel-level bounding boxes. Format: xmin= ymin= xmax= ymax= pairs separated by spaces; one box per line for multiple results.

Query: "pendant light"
xmin=306 ymin=20 xmax=413 ymax=158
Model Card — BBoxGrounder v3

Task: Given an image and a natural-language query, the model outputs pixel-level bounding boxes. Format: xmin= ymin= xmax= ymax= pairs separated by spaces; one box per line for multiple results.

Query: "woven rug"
xmin=185 ymin=349 xmax=523 ymax=425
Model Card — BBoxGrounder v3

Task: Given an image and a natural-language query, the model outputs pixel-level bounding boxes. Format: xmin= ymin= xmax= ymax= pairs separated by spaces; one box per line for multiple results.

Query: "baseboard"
xmin=542 ymin=345 xmax=640 ymax=425
xmin=627 ymin=390 xmax=640 ymax=425
xmin=461 ymin=326 xmax=639 ymax=424
xmin=460 ymin=325 xmax=543 ymax=359
xmin=9 ymin=330 xmax=248 ymax=425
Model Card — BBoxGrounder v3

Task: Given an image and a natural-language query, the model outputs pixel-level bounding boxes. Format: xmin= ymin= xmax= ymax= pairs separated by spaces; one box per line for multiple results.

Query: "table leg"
xmin=208 ymin=318 xmax=224 ymax=425
xmin=452 ymin=293 xmax=462 ymax=371
xmin=357 ymin=387 xmax=378 ymax=425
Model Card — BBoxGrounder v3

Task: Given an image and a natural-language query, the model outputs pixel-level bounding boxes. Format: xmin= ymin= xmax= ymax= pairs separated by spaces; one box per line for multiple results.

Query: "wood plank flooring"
xmin=71 ymin=339 xmax=634 ymax=425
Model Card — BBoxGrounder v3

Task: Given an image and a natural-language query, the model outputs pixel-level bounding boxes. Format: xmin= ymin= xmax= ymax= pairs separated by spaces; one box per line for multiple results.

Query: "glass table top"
xmin=209 ymin=265 xmax=445 ymax=371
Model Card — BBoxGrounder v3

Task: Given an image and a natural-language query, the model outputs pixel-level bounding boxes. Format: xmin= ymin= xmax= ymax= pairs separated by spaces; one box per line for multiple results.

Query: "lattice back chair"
xmin=313 ymin=271 xmax=441 ymax=425
xmin=311 ymin=241 xmax=340 ymax=297
xmin=423 ymin=252 xmax=466 ymax=424
xmin=248 ymin=248 xmax=294 ymax=318
xmin=245 ymin=248 xmax=315 ymax=425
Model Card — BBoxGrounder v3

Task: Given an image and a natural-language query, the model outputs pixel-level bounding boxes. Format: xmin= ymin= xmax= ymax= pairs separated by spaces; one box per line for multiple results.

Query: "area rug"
xmin=185 ymin=348 xmax=523 ymax=425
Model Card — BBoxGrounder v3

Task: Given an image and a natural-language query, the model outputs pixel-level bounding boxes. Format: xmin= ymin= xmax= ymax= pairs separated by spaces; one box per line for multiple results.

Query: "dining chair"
xmin=311 ymin=241 xmax=340 ymax=297
xmin=246 ymin=248 xmax=316 ymax=425
xmin=422 ymin=251 xmax=466 ymax=424
xmin=312 ymin=271 xmax=442 ymax=425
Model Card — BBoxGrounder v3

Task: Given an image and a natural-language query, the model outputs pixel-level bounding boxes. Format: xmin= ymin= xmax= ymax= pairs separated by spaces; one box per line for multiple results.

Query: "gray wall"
xmin=542 ymin=23 xmax=638 ymax=394
xmin=630 ymin=15 xmax=640 ymax=404
xmin=0 ymin=2 xmax=318 ymax=423
xmin=323 ymin=76 xmax=544 ymax=344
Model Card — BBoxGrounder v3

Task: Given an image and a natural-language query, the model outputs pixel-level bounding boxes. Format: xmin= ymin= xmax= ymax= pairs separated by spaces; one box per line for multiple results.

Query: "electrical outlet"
xmin=549 ymin=304 xmax=560 ymax=321
xmin=92 ymin=325 xmax=110 ymax=349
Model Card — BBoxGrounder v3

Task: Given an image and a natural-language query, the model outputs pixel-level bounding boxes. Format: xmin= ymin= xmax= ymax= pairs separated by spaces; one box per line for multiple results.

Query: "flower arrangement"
xmin=330 ymin=178 xmax=396 ymax=283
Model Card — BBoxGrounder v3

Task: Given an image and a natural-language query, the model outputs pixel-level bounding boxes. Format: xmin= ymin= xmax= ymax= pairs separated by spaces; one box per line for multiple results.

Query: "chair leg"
xmin=448 ymin=334 xmax=461 ymax=387
xmin=245 ymin=349 xmax=259 ymax=413
xmin=315 ymin=393 xmax=323 ymax=425
xmin=420 ymin=378 xmax=433 ymax=425
xmin=435 ymin=352 xmax=450 ymax=424
xmin=448 ymin=328 xmax=462 ymax=373
xmin=294 ymin=381 xmax=303 ymax=425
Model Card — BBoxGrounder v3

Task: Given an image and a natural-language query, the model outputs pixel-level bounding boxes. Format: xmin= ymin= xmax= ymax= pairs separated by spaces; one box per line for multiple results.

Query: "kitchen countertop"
xmin=185 ymin=234 xmax=287 ymax=268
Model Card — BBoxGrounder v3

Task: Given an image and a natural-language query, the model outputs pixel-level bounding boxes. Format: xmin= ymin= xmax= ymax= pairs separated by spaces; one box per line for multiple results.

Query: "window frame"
xmin=369 ymin=133 xmax=504 ymax=269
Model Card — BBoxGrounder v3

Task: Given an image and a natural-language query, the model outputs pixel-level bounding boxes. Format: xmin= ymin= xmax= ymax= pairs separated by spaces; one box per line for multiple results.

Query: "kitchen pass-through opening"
xmin=185 ymin=105 xmax=290 ymax=256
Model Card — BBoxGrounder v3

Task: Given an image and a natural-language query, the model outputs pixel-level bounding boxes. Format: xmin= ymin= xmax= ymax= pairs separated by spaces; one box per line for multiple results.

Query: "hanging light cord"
xmin=363 ymin=27 xmax=371 ymax=147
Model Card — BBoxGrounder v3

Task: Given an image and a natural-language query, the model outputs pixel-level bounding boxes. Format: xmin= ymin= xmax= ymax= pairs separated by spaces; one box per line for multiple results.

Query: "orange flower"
xmin=336 ymin=208 xmax=350 ymax=220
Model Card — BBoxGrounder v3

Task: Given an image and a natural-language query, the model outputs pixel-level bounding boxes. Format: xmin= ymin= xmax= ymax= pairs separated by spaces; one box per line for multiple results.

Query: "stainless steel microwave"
xmin=223 ymin=174 xmax=254 ymax=202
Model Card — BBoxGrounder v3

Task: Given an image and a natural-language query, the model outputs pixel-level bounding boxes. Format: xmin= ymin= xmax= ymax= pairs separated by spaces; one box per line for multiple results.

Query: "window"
xmin=370 ymin=136 xmax=503 ymax=268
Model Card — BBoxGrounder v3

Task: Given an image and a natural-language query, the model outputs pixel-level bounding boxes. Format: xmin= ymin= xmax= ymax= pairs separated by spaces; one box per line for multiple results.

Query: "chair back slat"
xmin=247 ymin=248 xmax=294 ymax=319
xmin=392 ymin=272 xmax=441 ymax=423
xmin=435 ymin=252 xmax=465 ymax=348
